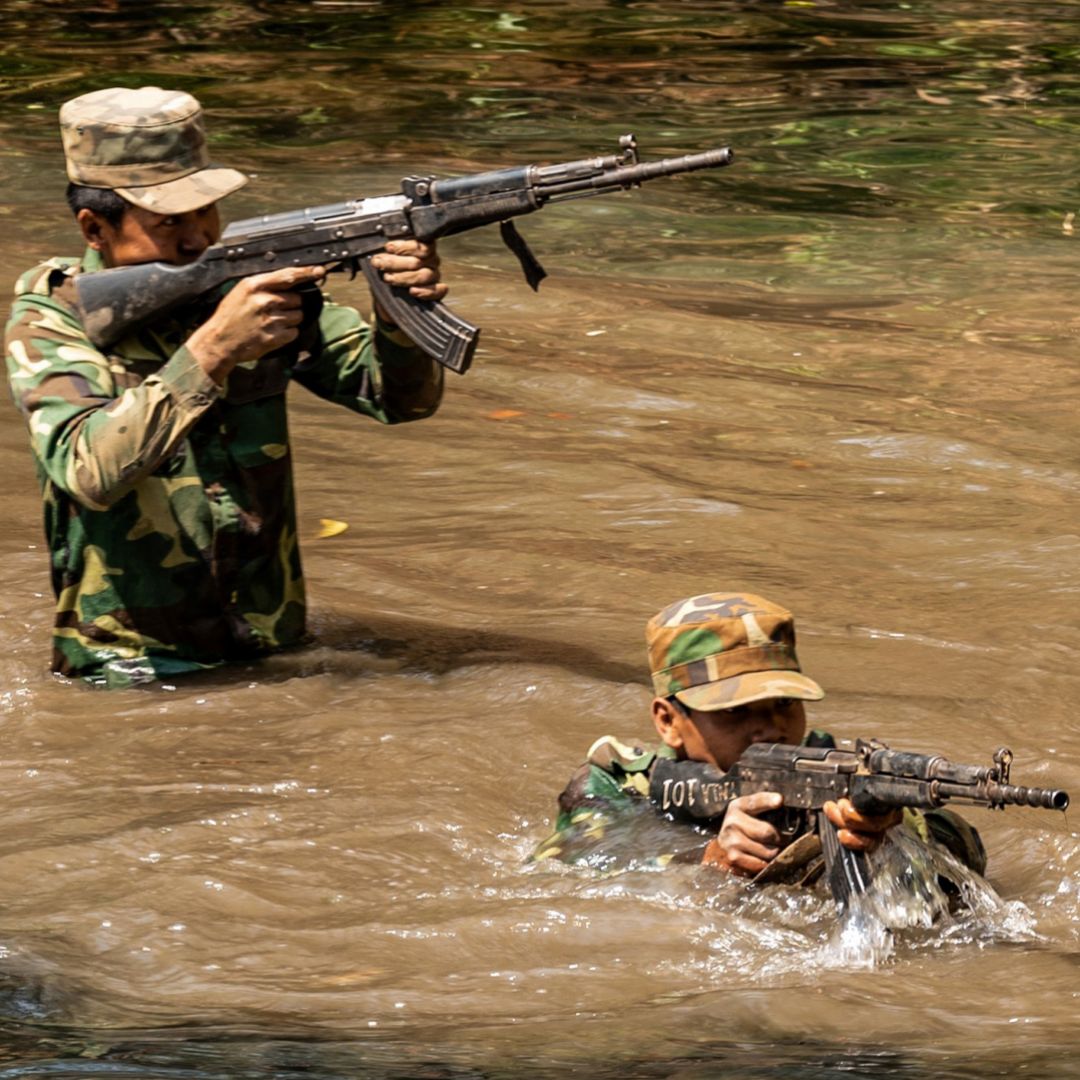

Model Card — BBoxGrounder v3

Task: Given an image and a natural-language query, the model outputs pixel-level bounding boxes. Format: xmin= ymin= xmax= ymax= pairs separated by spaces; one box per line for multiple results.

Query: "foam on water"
xmin=825 ymin=827 xmax=1037 ymax=969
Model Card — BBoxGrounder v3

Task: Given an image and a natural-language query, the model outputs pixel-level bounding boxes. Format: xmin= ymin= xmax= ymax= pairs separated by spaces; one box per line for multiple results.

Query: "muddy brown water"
xmin=0 ymin=2 xmax=1078 ymax=1077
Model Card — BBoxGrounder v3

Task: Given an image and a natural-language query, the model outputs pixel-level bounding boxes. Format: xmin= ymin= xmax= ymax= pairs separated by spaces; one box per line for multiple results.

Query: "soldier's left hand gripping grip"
xmin=361 ymin=258 xmax=479 ymax=375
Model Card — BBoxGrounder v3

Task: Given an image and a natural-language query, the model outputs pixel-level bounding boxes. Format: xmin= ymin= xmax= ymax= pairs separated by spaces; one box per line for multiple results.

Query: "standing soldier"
xmin=5 ymin=86 xmax=448 ymax=688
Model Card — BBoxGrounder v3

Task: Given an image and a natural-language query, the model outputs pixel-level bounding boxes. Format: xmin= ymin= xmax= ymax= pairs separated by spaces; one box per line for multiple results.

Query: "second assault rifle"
xmin=74 ymin=135 xmax=733 ymax=375
xmin=648 ymin=739 xmax=1069 ymax=912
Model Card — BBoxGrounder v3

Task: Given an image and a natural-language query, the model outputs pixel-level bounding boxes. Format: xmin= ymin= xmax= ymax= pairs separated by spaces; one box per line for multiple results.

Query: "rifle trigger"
xmin=499 ymin=220 xmax=548 ymax=292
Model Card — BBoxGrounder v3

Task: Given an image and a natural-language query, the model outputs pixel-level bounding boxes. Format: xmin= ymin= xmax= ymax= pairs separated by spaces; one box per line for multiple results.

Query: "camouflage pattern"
xmin=530 ymin=737 xmax=702 ymax=871
xmin=647 ymin=591 xmax=824 ymax=711
xmin=531 ymin=732 xmax=988 ymax=878
xmin=60 ymin=87 xmax=247 ymax=214
xmin=5 ymin=246 xmax=443 ymax=688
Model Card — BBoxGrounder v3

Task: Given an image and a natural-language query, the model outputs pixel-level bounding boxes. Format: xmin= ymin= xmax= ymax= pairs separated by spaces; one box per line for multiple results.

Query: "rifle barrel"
xmin=936 ymin=780 xmax=1069 ymax=810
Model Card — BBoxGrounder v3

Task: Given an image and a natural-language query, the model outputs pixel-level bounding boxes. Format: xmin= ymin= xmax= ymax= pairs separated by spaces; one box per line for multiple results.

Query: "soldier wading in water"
xmin=5 ymin=86 xmax=448 ymax=688
xmin=533 ymin=592 xmax=987 ymax=890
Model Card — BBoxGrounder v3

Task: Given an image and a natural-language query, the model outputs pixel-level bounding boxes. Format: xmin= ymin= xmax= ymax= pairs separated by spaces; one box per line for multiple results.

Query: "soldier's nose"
xmin=179 ymin=233 xmax=210 ymax=259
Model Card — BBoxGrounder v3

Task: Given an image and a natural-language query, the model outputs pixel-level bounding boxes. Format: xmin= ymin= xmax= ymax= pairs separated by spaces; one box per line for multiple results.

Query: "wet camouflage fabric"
xmin=5 ymin=246 xmax=443 ymax=688
xmin=531 ymin=732 xmax=987 ymax=878
xmin=60 ymin=86 xmax=247 ymax=214
xmin=647 ymin=591 xmax=824 ymax=711
xmin=530 ymin=736 xmax=702 ymax=871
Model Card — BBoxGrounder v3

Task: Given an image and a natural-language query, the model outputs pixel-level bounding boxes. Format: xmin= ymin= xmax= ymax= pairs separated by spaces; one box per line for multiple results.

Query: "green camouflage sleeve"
xmin=530 ymin=760 xmax=709 ymax=871
xmin=291 ymin=298 xmax=444 ymax=423
xmin=530 ymin=762 xmax=628 ymax=865
xmin=5 ymin=263 xmax=220 ymax=510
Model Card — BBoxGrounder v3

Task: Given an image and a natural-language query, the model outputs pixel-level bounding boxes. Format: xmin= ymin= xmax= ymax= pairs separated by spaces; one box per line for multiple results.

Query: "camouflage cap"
xmin=59 ymin=86 xmax=247 ymax=215
xmin=647 ymin=592 xmax=824 ymax=711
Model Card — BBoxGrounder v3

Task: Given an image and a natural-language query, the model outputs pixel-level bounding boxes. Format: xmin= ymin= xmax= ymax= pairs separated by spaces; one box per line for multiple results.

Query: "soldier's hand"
xmin=701 ymin=791 xmax=784 ymax=877
xmin=370 ymin=240 xmax=448 ymax=303
xmin=188 ymin=265 xmax=327 ymax=383
xmin=823 ymin=798 xmax=902 ymax=853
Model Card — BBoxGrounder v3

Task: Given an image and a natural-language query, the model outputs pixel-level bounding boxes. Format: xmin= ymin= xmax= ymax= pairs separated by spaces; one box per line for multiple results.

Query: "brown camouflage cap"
xmin=647 ymin=592 xmax=824 ymax=711
xmin=59 ymin=86 xmax=247 ymax=215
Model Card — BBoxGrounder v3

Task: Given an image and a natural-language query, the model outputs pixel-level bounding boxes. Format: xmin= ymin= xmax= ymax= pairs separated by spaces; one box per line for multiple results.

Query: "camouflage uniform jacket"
xmin=5 ymin=248 xmax=444 ymax=687
xmin=531 ymin=733 xmax=987 ymax=877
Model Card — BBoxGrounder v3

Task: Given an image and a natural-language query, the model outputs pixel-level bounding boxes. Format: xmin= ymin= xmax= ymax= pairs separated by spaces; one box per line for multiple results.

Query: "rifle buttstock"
xmin=76 ymin=260 xmax=220 ymax=350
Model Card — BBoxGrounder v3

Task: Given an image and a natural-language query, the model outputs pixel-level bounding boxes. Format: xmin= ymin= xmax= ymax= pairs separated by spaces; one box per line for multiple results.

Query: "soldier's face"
xmin=79 ymin=202 xmax=221 ymax=267
xmin=653 ymin=696 xmax=807 ymax=771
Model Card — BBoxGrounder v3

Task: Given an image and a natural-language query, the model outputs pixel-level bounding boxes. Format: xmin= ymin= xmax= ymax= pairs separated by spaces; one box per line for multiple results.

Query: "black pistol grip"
xmin=361 ymin=257 xmax=479 ymax=375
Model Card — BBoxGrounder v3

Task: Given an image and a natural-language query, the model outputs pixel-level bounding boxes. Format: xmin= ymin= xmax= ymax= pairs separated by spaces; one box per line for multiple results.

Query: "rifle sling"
xmin=499 ymin=220 xmax=548 ymax=291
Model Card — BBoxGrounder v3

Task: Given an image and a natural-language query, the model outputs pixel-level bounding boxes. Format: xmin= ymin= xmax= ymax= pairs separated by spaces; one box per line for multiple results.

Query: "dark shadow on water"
xmin=88 ymin=612 xmax=646 ymax=695
xmin=2 ymin=1023 xmax=1080 ymax=1075
xmin=0 ymin=1020 xmax=1076 ymax=1080
xmin=306 ymin=612 xmax=644 ymax=684
xmin=0 ymin=954 xmax=1077 ymax=1079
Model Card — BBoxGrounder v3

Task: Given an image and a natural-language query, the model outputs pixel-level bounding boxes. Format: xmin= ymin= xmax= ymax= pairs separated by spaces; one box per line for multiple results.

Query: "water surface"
xmin=0 ymin=2 xmax=1078 ymax=1077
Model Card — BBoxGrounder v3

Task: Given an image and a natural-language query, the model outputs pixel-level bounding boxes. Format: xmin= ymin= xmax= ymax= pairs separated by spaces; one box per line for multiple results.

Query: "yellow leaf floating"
xmin=486 ymin=409 xmax=525 ymax=420
xmin=318 ymin=968 xmax=385 ymax=987
xmin=316 ymin=518 xmax=349 ymax=539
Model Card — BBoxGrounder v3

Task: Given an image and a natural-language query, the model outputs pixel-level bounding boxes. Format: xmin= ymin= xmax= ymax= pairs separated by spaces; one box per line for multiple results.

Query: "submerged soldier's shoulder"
xmin=556 ymin=735 xmax=670 ymax=815
xmin=587 ymin=734 xmax=666 ymax=774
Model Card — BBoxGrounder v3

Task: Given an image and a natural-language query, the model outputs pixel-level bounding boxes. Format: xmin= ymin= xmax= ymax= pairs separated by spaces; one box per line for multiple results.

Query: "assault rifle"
xmin=648 ymin=740 xmax=1069 ymax=911
xmin=74 ymin=135 xmax=733 ymax=375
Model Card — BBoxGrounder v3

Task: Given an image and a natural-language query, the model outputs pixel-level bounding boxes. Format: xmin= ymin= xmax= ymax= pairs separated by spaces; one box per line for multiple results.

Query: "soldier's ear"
xmin=652 ymin=697 xmax=684 ymax=751
xmin=76 ymin=208 xmax=112 ymax=251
